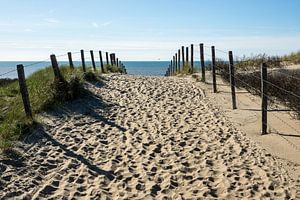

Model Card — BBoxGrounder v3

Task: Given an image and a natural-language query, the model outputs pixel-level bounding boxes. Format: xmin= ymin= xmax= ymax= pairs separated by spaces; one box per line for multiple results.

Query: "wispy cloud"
xmin=101 ymin=21 xmax=112 ymax=27
xmin=92 ymin=22 xmax=99 ymax=28
xmin=44 ymin=18 xmax=60 ymax=24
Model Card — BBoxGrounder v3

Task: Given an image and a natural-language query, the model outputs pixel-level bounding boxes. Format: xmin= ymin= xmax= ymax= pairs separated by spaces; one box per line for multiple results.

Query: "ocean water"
xmin=0 ymin=61 xmax=205 ymax=79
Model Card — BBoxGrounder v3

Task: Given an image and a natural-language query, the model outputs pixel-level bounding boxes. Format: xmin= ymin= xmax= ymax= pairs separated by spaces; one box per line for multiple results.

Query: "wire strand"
xmin=0 ymin=69 xmax=17 ymax=77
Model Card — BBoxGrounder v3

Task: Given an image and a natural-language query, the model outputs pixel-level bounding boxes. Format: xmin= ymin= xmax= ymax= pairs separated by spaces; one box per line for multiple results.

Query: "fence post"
xmin=106 ymin=52 xmax=109 ymax=65
xmin=200 ymin=43 xmax=206 ymax=82
xmin=170 ymin=60 xmax=173 ymax=76
xmin=173 ymin=56 xmax=176 ymax=75
xmin=90 ymin=50 xmax=96 ymax=71
xmin=17 ymin=64 xmax=32 ymax=118
xmin=50 ymin=54 xmax=64 ymax=82
xmin=229 ymin=51 xmax=237 ymax=109
xmin=80 ymin=49 xmax=86 ymax=72
xmin=186 ymin=46 xmax=189 ymax=68
xmin=175 ymin=53 xmax=178 ymax=74
xmin=211 ymin=46 xmax=217 ymax=93
xmin=182 ymin=46 xmax=185 ymax=68
xmin=178 ymin=49 xmax=181 ymax=73
xmin=99 ymin=51 xmax=104 ymax=73
xmin=191 ymin=44 xmax=194 ymax=73
xmin=67 ymin=52 xmax=74 ymax=70
xmin=261 ymin=63 xmax=268 ymax=135
xmin=109 ymin=54 xmax=114 ymax=66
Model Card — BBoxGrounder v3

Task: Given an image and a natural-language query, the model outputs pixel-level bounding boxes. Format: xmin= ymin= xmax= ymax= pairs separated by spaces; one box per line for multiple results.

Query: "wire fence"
xmin=165 ymin=43 xmax=300 ymax=151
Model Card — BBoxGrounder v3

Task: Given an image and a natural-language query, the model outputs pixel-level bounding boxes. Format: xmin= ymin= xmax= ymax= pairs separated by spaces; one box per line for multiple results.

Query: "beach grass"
xmin=0 ymin=66 xmax=88 ymax=151
xmin=214 ymin=56 xmax=300 ymax=118
xmin=282 ymin=51 xmax=300 ymax=64
xmin=0 ymin=63 xmax=126 ymax=151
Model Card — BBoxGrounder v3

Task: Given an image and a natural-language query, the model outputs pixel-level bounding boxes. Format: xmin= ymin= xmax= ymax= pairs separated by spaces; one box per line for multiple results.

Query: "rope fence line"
xmin=208 ymin=64 xmax=300 ymax=151
xmin=0 ymin=50 xmax=125 ymax=78
xmin=1 ymin=48 xmax=127 ymax=125
xmin=165 ymin=43 xmax=299 ymax=139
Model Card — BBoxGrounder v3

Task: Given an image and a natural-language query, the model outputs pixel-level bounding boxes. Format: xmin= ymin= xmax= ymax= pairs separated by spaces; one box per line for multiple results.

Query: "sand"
xmin=0 ymin=74 xmax=299 ymax=199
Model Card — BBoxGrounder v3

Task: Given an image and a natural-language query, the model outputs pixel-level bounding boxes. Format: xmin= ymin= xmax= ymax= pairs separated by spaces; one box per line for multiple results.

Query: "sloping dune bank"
xmin=0 ymin=75 xmax=298 ymax=199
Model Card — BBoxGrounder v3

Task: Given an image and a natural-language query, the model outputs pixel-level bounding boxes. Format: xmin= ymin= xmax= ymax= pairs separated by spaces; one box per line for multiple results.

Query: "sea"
xmin=0 ymin=61 xmax=205 ymax=79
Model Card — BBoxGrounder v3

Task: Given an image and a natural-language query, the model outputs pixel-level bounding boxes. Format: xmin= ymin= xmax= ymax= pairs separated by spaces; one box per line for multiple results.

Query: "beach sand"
xmin=0 ymin=75 xmax=298 ymax=199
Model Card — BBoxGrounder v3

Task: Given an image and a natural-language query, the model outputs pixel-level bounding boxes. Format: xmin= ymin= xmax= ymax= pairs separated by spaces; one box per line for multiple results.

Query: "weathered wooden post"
xmin=90 ymin=50 xmax=96 ymax=71
xmin=80 ymin=49 xmax=86 ymax=72
xmin=191 ymin=44 xmax=194 ymax=73
xmin=109 ymin=54 xmax=114 ymax=66
xmin=111 ymin=53 xmax=116 ymax=65
xmin=229 ymin=51 xmax=237 ymax=109
xmin=67 ymin=52 xmax=74 ymax=70
xmin=50 ymin=54 xmax=64 ymax=82
xmin=106 ymin=52 xmax=109 ymax=65
xmin=173 ymin=56 xmax=176 ymax=74
xmin=170 ymin=60 xmax=173 ymax=76
xmin=186 ymin=46 xmax=189 ymax=68
xmin=182 ymin=46 xmax=185 ymax=68
xmin=211 ymin=46 xmax=217 ymax=93
xmin=261 ymin=63 xmax=268 ymax=135
xmin=200 ymin=43 xmax=206 ymax=82
xmin=99 ymin=51 xmax=104 ymax=73
xmin=178 ymin=49 xmax=181 ymax=73
xmin=17 ymin=64 xmax=32 ymax=118
xmin=116 ymin=58 xmax=119 ymax=67
xmin=175 ymin=53 xmax=178 ymax=73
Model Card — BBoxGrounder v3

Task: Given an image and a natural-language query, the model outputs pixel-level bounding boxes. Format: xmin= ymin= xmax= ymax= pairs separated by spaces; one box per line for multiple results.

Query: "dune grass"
xmin=282 ymin=51 xmax=300 ymax=64
xmin=0 ymin=62 xmax=127 ymax=151
xmin=214 ymin=56 xmax=300 ymax=118
xmin=0 ymin=66 xmax=90 ymax=151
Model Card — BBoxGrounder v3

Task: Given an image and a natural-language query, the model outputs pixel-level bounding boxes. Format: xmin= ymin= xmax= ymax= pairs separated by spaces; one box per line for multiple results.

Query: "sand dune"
xmin=0 ymin=75 xmax=298 ymax=199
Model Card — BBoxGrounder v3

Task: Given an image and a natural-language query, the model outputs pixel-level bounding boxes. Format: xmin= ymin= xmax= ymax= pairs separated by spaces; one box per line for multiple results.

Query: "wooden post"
xmin=211 ymin=46 xmax=217 ymax=93
xmin=173 ymin=56 xmax=176 ymax=74
xmin=90 ymin=50 xmax=96 ymax=71
xmin=182 ymin=46 xmax=185 ymax=68
xmin=191 ymin=44 xmax=194 ymax=73
xmin=80 ymin=49 xmax=86 ymax=72
xmin=109 ymin=54 xmax=114 ymax=66
xmin=175 ymin=53 xmax=178 ymax=73
xmin=67 ymin=52 xmax=74 ymax=70
xmin=178 ymin=49 xmax=181 ymax=73
xmin=110 ymin=53 xmax=116 ymax=65
xmin=106 ymin=52 xmax=109 ymax=65
xmin=17 ymin=64 xmax=32 ymax=118
xmin=99 ymin=51 xmax=104 ymax=73
xmin=50 ymin=54 xmax=64 ymax=82
xmin=261 ymin=63 xmax=268 ymax=135
xmin=229 ymin=51 xmax=237 ymax=109
xmin=170 ymin=60 xmax=173 ymax=76
xmin=186 ymin=47 xmax=189 ymax=68
xmin=116 ymin=58 xmax=119 ymax=67
xmin=200 ymin=43 xmax=206 ymax=82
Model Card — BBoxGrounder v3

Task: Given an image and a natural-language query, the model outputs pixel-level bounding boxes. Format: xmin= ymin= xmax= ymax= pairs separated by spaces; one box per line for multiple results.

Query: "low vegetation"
xmin=215 ymin=55 xmax=300 ymax=118
xmin=282 ymin=51 xmax=300 ymax=64
xmin=0 ymin=62 xmax=126 ymax=151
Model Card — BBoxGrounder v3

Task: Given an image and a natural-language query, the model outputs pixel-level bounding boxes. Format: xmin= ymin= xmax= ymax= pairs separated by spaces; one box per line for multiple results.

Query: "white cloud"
xmin=92 ymin=22 xmax=99 ymax=28
xmin=44 ymin=18 xmax=60 ymax=24
xmin=101 ymin=21 xmax=112 ymax=27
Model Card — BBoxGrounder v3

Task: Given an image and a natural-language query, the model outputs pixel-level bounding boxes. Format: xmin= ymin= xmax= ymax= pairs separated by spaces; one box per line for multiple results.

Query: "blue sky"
xmin=1 ymin=0 xmax=300 ymax=61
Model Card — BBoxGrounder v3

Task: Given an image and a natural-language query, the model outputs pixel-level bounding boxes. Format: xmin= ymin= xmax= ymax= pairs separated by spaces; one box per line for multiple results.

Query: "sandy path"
xmin=0 ymin=75 xmax=298 ymax=199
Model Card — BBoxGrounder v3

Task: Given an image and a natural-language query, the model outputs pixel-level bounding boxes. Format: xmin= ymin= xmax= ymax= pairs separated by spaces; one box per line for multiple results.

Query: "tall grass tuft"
xmin=215 ymin=56 xmax=300 ymax=118
xmin=0 ymin=66 xmax=87 ymax=151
